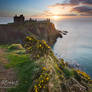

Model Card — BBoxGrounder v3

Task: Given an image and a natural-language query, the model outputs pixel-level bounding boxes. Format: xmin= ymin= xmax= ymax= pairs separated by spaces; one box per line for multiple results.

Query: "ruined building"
xmin=14 ymin=15 xmax=25 ymax=23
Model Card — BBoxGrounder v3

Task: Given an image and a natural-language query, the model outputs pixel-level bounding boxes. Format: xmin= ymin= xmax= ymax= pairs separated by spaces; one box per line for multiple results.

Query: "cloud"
xmin=48 ymin=3 xmax=76 ymax=8
xmin=69 ymin=0 xmax=92 ymax=16
xmin=61 ymin=14 xmax=77 ymax=16
xmin=82 ymin=0 xmax=92 ymax=4
xmin=0 ymin=11 xmax=12 ymax=17
xmin=70 ymin=0 xmax=81 ymax=4
xmin=43 ymin=3 xmax=78 ymax=16
xmin=32 ymin=0 xmax=92 ymax=18
xmin=72 ymin=6 xmax=92 ymax=15
xmin=73 ymin=6 xmax=92 ymax=12
xmin=70 ymin=0 xmax=92 ymax=5
xmin=42 ymin=0 xmax=92 ymax=17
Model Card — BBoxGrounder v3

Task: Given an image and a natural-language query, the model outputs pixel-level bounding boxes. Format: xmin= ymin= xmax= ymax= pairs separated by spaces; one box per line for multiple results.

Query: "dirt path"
xmin=0 ymin=48 xmax=17 ymax=92
xmin=0 ymin=49 xmax=8 ymax=64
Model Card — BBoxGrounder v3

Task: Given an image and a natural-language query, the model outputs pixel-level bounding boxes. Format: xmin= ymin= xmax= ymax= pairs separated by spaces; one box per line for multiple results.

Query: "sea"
xmin=0 ymin=17 xmax=92 ymax=77
xmin=52 ymin=17 xmax=92 ymax=78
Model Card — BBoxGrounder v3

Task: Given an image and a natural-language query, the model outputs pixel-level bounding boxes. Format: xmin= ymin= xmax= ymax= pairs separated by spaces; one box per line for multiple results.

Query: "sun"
xmin=51 ymin=16 xmax=60 ymax=20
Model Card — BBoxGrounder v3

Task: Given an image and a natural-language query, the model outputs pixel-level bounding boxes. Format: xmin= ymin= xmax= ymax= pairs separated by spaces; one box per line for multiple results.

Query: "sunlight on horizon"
xmin=51 ymin=16 xmax=60 ymax=20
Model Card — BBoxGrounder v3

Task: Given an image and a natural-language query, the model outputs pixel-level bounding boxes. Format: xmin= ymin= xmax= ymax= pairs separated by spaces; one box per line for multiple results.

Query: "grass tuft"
xmin=8 ymin=44 xmax=24 ymax=51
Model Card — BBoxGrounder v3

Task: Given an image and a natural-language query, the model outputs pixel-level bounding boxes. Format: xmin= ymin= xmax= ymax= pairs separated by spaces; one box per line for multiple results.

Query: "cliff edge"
xmin=2 ymin=36 xmax=91 ymax=92
xmin=0 ymin=19 xmax=62 ymax=46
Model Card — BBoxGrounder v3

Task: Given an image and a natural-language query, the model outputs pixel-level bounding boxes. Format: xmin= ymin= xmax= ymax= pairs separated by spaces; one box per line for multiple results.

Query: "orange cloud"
xmin=32 ymin=1 xmax=92 ymax=19
xmin=42 ymin=3 xmax=78 ymax=17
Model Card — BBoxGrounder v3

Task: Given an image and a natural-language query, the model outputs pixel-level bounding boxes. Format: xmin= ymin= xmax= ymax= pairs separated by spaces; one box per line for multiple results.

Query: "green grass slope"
xmin=0 ymin=36 xmax=92 ymax=92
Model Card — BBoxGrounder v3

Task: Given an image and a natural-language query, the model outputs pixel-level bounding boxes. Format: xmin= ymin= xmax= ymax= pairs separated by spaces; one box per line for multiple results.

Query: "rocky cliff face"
xmin=0 ymin=21 xmax=61 ymax=46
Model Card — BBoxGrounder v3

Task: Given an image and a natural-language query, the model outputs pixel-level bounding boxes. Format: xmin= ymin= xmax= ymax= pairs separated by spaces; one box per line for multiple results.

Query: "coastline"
xmin=0 ymin=19 xmax=62 ymax=46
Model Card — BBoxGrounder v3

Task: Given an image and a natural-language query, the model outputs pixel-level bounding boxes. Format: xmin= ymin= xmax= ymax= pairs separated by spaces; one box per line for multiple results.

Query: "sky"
xmin=0 ymin=0 xmax=92 ymax=18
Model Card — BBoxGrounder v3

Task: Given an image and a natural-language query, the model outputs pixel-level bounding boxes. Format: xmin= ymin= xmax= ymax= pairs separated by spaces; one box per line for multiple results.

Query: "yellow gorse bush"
xmin=42 ymin=67 xmax=47 ymax=71
xmin=76 ymin=70 xmax=91 ymax=80
xmin=34 ymin=67 xmax=50 ymax=92
xmin=24 ymin=36 xmax=51 ymax=60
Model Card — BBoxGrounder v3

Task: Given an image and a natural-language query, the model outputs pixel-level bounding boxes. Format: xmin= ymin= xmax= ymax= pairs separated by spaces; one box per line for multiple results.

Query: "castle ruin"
xmin=14 ymin=15 xmax=25 ymax=23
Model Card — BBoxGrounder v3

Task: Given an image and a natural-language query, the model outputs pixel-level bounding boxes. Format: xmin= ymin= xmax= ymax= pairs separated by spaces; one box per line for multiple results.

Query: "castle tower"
xmin=14 ymin=14 xmax=25 ymax=23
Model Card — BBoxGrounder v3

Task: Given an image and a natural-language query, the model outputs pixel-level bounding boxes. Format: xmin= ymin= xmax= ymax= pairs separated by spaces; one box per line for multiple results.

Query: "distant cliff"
xmin=0 ymin=20 xmax=62 ymax=46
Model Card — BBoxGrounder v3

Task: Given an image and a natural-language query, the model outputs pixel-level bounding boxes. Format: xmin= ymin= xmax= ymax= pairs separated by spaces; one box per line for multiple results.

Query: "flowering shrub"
xmin=34 ymin=67 xmax=50 ymax=92
xmin=76 ymin=70 xmax=91 ymax=80
xmin=24 ymin=36 xmax=51 ymax=60
xmin=55 ymin=64 xmax=64 ymax=80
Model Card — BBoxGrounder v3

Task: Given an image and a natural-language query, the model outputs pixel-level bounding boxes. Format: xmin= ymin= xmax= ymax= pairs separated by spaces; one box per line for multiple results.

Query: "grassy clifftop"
xmin=0 ymin=20 xmax=61 ymax=46
xmin=1 ymin=36 xmax=92 ymax=92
